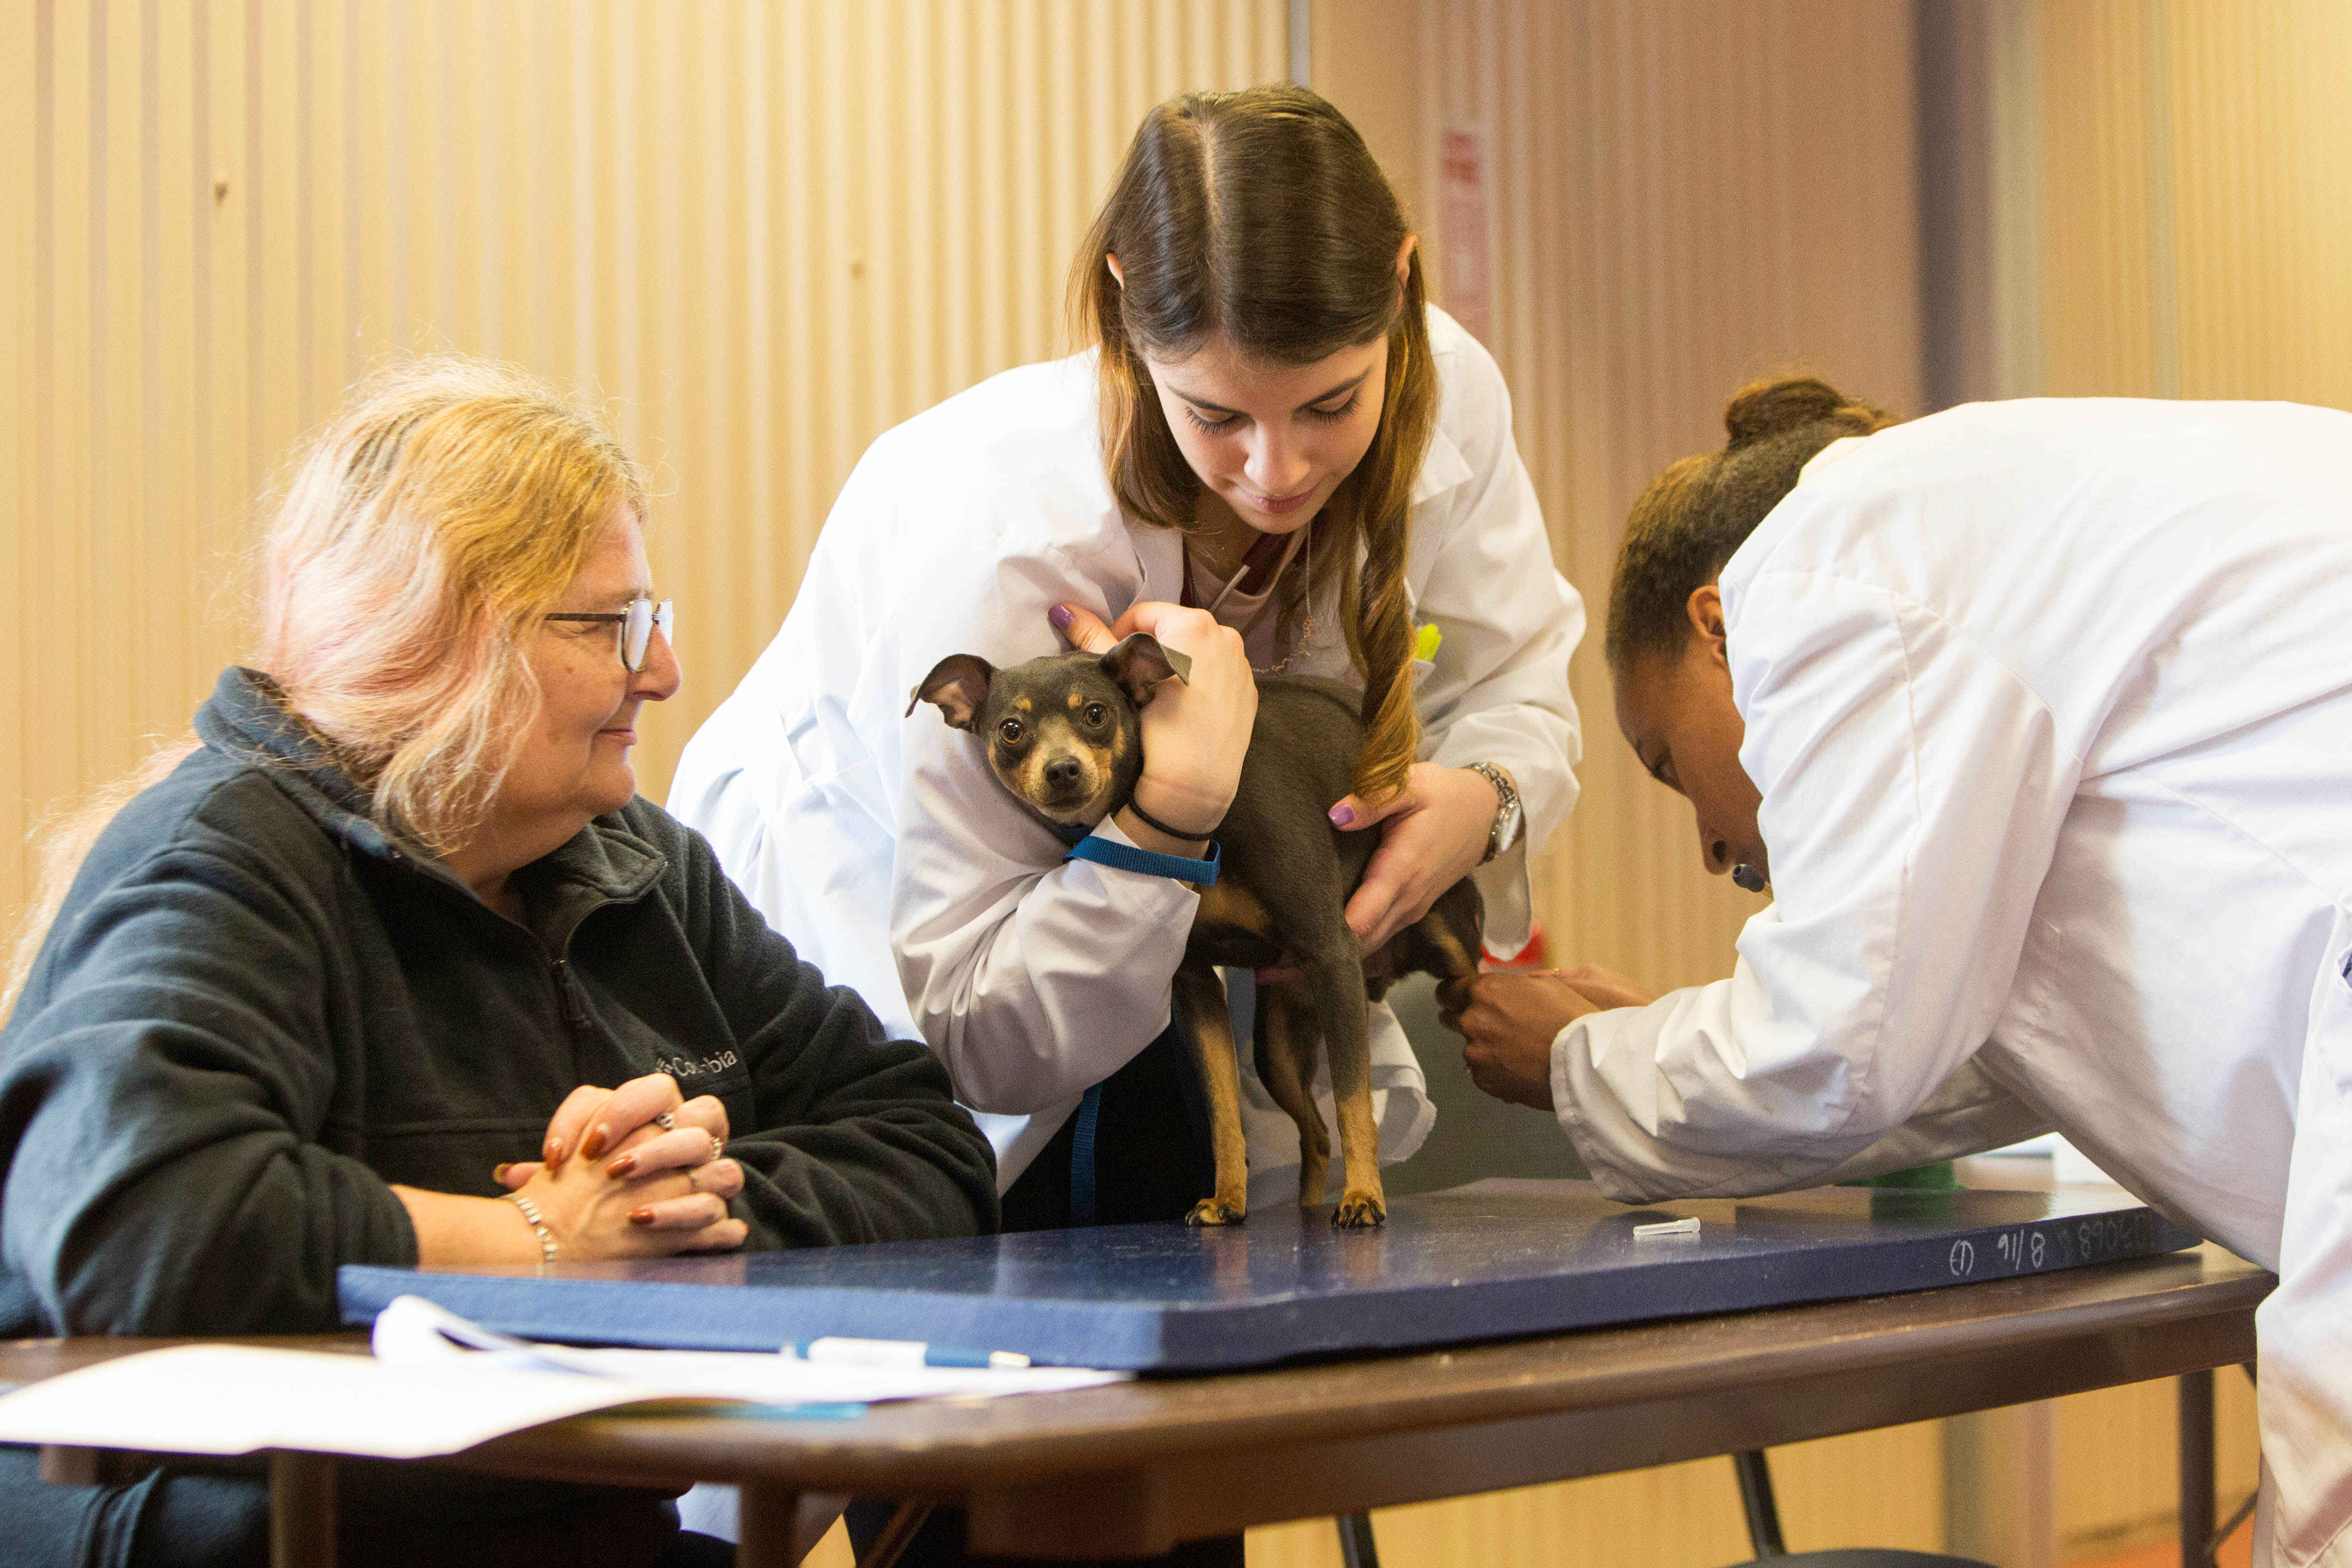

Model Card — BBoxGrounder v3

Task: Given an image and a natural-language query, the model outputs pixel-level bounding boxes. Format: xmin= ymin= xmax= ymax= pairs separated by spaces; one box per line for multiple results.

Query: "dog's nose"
xmin=1044 ymin=757 xmax=1084 ymax=792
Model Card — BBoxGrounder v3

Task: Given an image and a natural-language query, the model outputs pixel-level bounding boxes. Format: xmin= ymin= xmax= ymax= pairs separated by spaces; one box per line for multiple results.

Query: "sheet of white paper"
xmin=372 ymin=1295 xmax=1129 ymax=1404
xmin=0 ymin=1299 xmax=1133 ymax=1463
xmin=0 ymin=1345 xmax=660 ymax=1459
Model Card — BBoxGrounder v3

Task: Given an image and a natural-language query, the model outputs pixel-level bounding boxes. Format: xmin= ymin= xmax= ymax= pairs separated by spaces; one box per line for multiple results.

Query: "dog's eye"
xmin=997 ymin=718 xmax=1024 ymax=744
xmin=1084 ymin=703 xmax=1106 ymax=726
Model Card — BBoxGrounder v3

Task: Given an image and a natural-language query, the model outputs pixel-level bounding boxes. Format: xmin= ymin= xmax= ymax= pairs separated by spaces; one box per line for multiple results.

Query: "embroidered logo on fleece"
xmin=656 ymin=1050 xmax=741 ymax=1081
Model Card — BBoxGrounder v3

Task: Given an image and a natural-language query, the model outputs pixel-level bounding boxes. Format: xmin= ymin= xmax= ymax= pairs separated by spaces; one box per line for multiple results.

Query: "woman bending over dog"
xmin=676 ymin=83 xmax=1582 ymax=1568
xmin=1450 ymin=377 xmax=2352 ymax=1565
xmin=674 ymin=83 xmax=1583 ymax=1234
xmin=0 ymin=361 xmax=997 ymax=1568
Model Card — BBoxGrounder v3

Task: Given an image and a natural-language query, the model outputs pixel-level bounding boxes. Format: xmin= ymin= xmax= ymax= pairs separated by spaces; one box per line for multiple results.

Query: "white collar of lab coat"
xmin=1800 ymin=434 xmax=1866 ymax=482
xmin=1413 ymin=426 xmax=1475 ymax=505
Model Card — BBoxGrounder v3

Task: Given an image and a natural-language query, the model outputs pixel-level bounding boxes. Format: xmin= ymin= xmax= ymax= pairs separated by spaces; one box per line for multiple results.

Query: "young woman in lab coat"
xmin=1448 ymin=377 xmax=2352 ymax=1565
xmin=670 ymin=82 xmax=1583 ymax=1233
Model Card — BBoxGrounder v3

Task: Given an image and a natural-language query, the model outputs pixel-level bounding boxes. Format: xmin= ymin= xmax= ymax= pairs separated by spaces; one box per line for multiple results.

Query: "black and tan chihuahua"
xmin=911 ymin=634 xmax=1483 ymax=1228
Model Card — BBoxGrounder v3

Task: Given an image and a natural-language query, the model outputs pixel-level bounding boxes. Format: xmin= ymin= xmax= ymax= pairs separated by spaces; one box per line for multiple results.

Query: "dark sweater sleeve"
xmin=0 ymin=838 xmax=417 ymax=1336
xmin=666 ymin=821 xmax=999 ymax=1248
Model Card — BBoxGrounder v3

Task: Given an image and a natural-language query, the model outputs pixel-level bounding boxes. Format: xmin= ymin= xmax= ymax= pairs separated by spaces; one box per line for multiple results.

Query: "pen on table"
xmin=785 ymin=1336 xmax=1031 ymax=1370
xmin=1632 ymin=1216 xmax=1701 ymax=1240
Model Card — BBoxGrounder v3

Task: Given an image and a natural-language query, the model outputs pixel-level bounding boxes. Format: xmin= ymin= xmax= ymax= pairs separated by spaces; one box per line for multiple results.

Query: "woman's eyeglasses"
xmin=543 ymin=597 xmax=675 ymax=673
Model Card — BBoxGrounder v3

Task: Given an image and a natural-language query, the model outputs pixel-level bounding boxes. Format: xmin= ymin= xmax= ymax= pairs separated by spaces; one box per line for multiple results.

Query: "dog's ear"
xmin=908 ymin=654 xmax=995 ymax=730
xmin=1100 ymin=634 xmax=1193 ymax=707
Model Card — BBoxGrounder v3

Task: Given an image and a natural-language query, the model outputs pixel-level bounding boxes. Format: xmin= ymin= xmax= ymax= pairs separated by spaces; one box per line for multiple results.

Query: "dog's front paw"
xmin=1332 ymin=1189 xmax=1387 ymax=1228
xmin=1185 ymin=1197 xmax=1247 ymax=1227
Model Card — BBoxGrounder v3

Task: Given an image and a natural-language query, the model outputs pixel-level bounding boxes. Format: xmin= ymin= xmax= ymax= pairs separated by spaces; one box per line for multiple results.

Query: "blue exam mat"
xmin=338 ymin=1178 xmax=2197 ymax=1372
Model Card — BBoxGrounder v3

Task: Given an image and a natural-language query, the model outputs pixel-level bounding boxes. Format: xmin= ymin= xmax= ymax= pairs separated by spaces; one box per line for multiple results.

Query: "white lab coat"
xmin=674 ymin=306 xmax=1583 ymax=1196
xmin=1549 ymin=398 xmax=2352 ymax=1566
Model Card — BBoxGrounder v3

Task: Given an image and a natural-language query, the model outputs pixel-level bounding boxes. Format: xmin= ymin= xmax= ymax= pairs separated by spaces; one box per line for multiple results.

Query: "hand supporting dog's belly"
xmin=1327 ymin=759 xmax=1507 ymax=951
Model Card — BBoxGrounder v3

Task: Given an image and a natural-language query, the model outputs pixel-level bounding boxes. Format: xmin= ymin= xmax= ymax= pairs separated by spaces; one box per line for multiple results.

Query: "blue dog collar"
xmin=1065 ymin=834 xmax=1220 ymax=887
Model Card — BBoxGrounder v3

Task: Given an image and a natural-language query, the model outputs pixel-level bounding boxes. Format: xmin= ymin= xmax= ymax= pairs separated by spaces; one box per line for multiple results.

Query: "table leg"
xmin=1733 ymin=1450 xmax=1786 ymax=1558
xmin=736 ymin=1483 xmax=804 ymax=1568
xmin=1336 ymin=1512 xmax=1381 ymax=1568
xmin=2180 ymin=1370 xmax=2216 ymax=1568
xmin=268 ymin=1451 xmax=337 ymax=1568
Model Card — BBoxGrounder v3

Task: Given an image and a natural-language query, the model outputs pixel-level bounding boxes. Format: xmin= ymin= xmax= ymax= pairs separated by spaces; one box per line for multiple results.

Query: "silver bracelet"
xmin=505 ymin=1192 xmax=559 ymax=1264
xmin=1464 ymin=760 xmax=1523 ymax=866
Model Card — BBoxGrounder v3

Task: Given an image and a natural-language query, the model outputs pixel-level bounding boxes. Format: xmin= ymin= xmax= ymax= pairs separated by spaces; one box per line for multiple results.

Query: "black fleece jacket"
xmin=0 ymin=668 xmax=997 ymax=1338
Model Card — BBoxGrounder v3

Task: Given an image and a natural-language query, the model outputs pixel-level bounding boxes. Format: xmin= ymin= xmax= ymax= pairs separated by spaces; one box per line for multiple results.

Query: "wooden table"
xmin=3 ymin=1242 xmax=2270 ymax=1566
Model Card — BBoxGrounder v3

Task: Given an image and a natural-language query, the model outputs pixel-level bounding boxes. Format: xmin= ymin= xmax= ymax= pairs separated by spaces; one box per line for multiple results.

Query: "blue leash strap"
xmin=1071 ymin=1022 xmax=1208 ymax=1226
xmin=1069 ymin=1082 xmax=1105 ymax=1227
xmin=1064 ymin=834 xmax=1220 ymax=887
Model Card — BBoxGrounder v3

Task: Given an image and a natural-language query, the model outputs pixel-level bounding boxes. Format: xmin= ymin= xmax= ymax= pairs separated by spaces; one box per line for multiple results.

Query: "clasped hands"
xmin=492 ymin=1072 xmax=747 ymax=1260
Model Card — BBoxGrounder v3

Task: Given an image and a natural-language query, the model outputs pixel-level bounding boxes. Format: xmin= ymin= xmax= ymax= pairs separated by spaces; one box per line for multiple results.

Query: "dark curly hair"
xmin=1606 ymin=377 xmax=1899 ymax=667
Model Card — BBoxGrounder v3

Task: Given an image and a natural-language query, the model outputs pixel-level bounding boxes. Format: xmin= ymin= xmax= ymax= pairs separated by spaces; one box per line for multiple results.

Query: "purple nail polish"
xmin=1328 ymin=804 xmax=1355 ymax=827
xmin=1047 ymin=603 xmax=1074 ymax=632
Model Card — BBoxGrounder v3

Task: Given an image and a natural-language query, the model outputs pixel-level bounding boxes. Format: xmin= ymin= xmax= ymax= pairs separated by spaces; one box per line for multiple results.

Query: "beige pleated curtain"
xmin=14 ymin=0 xmax=2348 ymax=1559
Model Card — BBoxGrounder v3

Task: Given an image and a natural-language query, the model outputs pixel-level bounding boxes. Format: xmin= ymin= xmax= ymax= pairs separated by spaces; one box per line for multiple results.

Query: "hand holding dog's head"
xmin=1102 ymin=633 xmax=1190 ymax=707
xmin=909 ymin=637 xmax=1187 ymax=829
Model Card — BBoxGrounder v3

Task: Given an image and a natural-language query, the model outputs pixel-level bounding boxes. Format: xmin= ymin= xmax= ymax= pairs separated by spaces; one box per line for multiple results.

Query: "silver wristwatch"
xmin=1465 ymin=761 xmax=1522 ymax=865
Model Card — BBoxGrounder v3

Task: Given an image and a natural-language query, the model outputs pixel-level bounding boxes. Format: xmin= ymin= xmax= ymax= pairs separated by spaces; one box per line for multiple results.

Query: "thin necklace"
xmin=1184 ymin=527 xmax=1318 ymax=676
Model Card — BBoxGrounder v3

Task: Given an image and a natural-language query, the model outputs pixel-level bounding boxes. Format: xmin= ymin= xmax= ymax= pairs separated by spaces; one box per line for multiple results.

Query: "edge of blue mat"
xmin=339 ymin=1197 xmax=2197 ymax=1372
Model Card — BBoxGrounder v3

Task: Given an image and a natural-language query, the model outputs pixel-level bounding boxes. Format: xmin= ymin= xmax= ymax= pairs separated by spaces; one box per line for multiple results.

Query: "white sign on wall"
xmin=1437 ymin=124 xmax=1495 ymax=348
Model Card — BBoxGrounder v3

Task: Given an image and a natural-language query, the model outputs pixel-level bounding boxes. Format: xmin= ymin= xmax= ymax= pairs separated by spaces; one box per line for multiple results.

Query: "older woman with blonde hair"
xmin=0 ymin=359 xmax=997 ymax=1568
